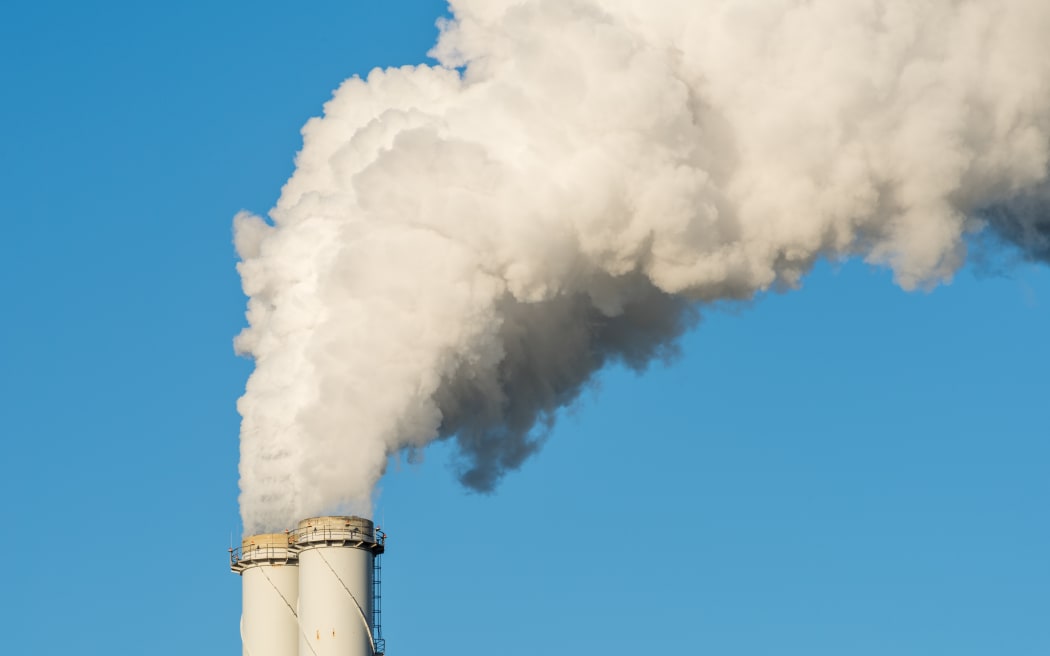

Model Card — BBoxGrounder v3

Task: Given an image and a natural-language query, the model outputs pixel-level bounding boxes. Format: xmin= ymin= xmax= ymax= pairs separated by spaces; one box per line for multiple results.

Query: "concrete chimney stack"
xmin=292 ymin=516 xmax=385 ymax=656
xmin=231 ymin=533 xmax=300 ymax=656
xmin=231 ymin=516 xmax=386 ymax=656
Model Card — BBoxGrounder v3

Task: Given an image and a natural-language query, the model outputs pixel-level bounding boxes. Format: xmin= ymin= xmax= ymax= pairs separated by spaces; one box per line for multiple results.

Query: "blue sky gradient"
xmin=1 ymin=2 xmax=1047 ymax=654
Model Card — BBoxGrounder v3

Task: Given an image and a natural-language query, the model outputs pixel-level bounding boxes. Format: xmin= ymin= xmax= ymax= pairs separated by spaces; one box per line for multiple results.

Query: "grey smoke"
xmin=435 ymin=275 xmax=697 ymax=491
xmin=982 ymin=182 xmax=1050 ymax=263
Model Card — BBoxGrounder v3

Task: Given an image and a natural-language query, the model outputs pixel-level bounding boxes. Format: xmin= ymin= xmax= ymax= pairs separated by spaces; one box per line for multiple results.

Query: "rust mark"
xmin=316 ymin=629 xmax=320 ymax=640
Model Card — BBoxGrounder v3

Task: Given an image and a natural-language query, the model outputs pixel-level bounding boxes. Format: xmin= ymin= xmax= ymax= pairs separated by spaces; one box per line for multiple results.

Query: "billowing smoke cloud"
xmin=235 ymin=0 xmax=1050 ymax=533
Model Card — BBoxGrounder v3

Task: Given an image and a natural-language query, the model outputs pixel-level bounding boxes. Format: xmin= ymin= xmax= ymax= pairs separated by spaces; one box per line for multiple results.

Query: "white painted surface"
xmin=295 ymin=516 xmax=377 ymax=656
xmin=241 ymin=563 xmax=300 ymax=656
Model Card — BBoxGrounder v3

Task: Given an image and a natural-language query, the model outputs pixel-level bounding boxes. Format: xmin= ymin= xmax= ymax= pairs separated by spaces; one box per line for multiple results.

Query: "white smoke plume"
xmin=235 ymin=0 xmax=1050 ymax=534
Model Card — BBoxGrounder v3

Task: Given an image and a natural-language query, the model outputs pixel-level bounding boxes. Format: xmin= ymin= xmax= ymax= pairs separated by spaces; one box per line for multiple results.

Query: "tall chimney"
xmin=230 ymin=532 xmax=300 ymax=656
xmin=292 ymin=516 xmax=386 ymax=656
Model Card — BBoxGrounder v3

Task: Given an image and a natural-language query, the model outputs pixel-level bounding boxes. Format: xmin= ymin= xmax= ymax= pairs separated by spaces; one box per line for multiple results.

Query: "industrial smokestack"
xmin=293 ymin=516 xmax=386 ymax=656
xmin=231 ymin=517 xmax=386 ymax=656
xmin=230 ymin=533 xmax=299 ymax=656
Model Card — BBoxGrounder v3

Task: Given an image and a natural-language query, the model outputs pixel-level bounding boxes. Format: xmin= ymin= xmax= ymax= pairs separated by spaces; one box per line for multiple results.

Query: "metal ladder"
xmin=373 ymin=552 xmax=386 ymax=655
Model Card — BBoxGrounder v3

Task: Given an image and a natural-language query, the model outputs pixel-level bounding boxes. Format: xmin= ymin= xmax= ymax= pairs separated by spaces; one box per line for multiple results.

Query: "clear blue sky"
xmin=1 ymin=2 xmax=1047 ymax=654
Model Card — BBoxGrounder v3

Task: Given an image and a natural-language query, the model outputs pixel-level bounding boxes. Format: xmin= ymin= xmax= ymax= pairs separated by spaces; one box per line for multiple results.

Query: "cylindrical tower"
xmin=230 ymin=532 xmax=300 ymax=656
xmin=292 ymin=516 xmax=385 ymax=656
